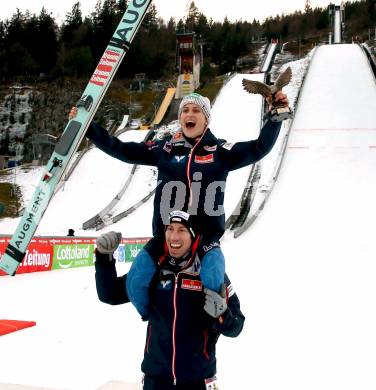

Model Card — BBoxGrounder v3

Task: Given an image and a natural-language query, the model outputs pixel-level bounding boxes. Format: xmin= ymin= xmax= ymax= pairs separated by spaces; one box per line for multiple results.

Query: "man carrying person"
xmin=95 ymin=210 xmax=245 ymax=390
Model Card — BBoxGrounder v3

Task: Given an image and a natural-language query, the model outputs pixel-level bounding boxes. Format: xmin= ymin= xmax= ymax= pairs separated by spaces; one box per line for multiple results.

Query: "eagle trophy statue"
xmin=242 ymin=66 xmax=293 ymax=122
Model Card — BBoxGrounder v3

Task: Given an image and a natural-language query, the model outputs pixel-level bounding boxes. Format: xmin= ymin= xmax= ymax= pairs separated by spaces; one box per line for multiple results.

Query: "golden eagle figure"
xmin=242 ymin=67 xmax=293 ymax=122
xmin=242 ymin=67 xmax=292 ymax=98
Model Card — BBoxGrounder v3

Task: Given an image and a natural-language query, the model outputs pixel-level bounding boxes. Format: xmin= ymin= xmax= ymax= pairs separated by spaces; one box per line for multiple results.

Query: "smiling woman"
xmin=178 ymin=93 xmax=211 ymax=140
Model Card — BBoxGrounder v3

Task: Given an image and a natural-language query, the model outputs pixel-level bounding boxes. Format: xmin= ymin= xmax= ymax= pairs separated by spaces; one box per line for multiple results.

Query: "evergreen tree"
xmin=195 ymin=14 xmax=210 ymax=38
xmin=10 ymin=42 xmax=38 ymax=77
xmin=66 ymin=2 xmax=83 ymax=28
xmin=185 ymin=1 xmax=201 ymax=31
xmin=91 ymin=0 xmax=118 ymax=61
xmin=64 ymin=46 xmax=93 ymax=78
xmin=35 ymin=8 xmax=58 ymax=74
xmin=0 ymin=21 xmax=5 ymax=79
xmin=61 ymin=1 xmax=84 ymax=48
xmin=60 ymin=2 xmax=93 ymax=77
xmin=4 ymin=10 xmax=35 ymax=77
xmin=116 ymin=0 xmax=129 ymax=15
xmin=0 ymin=0 xmax=373 ymax=82
xmin=367 ymin=0 xmax=376 ymax=22
xmin=143 ymin=4 xmax=158 ymax=29
xmin=314 ymin=8 xmax=328 ymax=30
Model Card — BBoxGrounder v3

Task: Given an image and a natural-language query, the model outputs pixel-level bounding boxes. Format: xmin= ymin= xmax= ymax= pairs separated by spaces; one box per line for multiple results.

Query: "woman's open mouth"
xmin=185 ymin=121 xmax=196 ymax=128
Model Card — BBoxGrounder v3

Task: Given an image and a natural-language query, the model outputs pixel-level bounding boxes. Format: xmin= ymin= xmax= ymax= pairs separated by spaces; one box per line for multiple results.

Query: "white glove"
xmin=96 ymin=231 xmax=122 ymax=254
xmin=204 ymin=284 xmax=227 ymax=318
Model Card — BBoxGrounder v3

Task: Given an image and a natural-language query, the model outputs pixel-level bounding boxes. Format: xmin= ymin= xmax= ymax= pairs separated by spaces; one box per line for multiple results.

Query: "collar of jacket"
xmin=160 ymin=252 xmax=201 ymax=276
xmin=170 ymin=128 xmax=217 ymax=150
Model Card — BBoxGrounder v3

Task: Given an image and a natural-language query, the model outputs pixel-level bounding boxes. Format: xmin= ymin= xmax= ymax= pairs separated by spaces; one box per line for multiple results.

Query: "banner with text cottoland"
xmin=0 ymin=236 xmax=150 ymax=276
xmin=52 ymin=243 xmax=95 ymax=270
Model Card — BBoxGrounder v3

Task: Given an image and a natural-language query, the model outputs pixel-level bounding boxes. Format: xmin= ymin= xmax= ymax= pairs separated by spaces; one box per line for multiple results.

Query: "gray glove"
xmin=204 ymin=284 xmax=227 ymax=318
xmin=96 ymin=231 xmax=122 ymax=254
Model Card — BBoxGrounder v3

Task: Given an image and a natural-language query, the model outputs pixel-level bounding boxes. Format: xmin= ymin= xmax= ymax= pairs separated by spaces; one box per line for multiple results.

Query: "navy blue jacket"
xmin=94 ymin=251 xmax=245 ymax=383
xmin=87 ymin=121 xmax=281 ymax=240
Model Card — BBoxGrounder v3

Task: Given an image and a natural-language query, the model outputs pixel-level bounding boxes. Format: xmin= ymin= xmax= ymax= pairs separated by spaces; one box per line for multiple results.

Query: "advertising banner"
xmin=52 ymin=243 xmax=95 ymax=270
xmin=0 ymin=236 xmax=53 ymax=275
xmin=0 ymin=236 xmax=150 ymax=276
xmin=113 ymin=238 xmax=148 ymax=263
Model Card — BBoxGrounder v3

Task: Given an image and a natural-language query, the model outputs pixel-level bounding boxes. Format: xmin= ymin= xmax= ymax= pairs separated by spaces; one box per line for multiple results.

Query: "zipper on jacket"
xmin=186 ymin=128 xmax=208 ymax=207
xmin=145 ymin=323 xmax=152 ymax=354
xmin=172 ymin=274 xmax=179 ymax=385
xmin=186 ymin=151 xmax=194 ymax=207
xmin=203 ymin=330 xmax=210 ymax=360
xmin=171 ymin=270 xmax=200 ymax=385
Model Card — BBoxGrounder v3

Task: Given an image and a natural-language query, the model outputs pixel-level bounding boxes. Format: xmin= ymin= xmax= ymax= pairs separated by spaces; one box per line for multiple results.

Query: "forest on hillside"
xmin=0 ymin=0 xmax=375 ymax=82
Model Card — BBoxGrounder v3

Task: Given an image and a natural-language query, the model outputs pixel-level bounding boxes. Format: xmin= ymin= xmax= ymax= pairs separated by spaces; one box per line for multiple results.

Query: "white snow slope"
xmin=1 ymin=43 xmax=376 ymax=390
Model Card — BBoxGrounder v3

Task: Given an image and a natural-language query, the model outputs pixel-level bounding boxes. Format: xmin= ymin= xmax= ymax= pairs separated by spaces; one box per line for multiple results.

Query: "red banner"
xmin=0 ymin=236 xmax=150 ymax=276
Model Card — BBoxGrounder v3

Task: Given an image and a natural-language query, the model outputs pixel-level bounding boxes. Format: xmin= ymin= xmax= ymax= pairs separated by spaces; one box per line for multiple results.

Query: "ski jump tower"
xmin=328 ymin=3 xmax=345 ymax=44
xmin=175 ymin=30 xmax=201 ymax=98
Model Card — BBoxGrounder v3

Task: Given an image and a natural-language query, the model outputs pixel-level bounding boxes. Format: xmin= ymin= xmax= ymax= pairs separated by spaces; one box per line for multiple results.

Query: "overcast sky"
xmin=0 ymin=0 xmax=349 ymax=24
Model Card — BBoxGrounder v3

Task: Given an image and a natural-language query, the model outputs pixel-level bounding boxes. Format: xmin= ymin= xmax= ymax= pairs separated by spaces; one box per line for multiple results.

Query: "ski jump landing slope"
xmin=220 ymin=43 xmax=376 ymax=390
xmin=260 ymin=42 xmax=278 ymax=72
xmin=150 ymin=87 xmax=176 ymax=126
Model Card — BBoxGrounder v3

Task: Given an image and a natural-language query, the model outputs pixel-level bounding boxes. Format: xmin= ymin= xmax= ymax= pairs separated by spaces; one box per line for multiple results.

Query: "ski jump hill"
xmin=1 ymin=44 xmax=376 ymax=390
xmin=150 ymin=87 xmax=176 ymax=127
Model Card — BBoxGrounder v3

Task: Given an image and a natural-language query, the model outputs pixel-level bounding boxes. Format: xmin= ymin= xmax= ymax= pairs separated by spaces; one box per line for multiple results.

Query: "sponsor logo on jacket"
xmin=175 ymin=156 xmax=186 ymax=163
xmin=163 ymin=141 xmax=172 ymax=153
xmin=181 ymin=279 xmax=202 ymax=291
xmin=194 ymin=153 xmax=214 ymax=164
xmin=173 ymin=131 xmax=184 ymax=141
xmin=227 ymin=283 xmax=235 ymax=298
xmin=221 ymin=142 xmax=234 ymax=150
xmin=203 ymin=145 xmax=217 ymax=152
xmin=173 ymin=141 xmax=186 ymax=147
xmin=145 ymin=140 xmax=158 ymax=150
xmin=202 ymin=242 xmax=220 ymax=252
xmin=161 ymin=280 xmax=172 ymax=288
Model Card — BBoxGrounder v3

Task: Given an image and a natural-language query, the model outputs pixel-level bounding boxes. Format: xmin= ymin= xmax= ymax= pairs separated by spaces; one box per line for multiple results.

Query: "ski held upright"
xmin=0 ymin=0 xmax=153 ymax=276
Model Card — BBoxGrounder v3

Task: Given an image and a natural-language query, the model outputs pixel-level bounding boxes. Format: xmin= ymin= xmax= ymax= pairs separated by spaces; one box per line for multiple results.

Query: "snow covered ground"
xmin=1 ymin=43 xmax=376 ymax=390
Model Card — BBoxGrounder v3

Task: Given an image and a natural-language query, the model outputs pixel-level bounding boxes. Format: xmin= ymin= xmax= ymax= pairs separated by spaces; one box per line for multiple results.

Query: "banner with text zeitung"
xmin=0 ymin=236 xmax=150 ymax=276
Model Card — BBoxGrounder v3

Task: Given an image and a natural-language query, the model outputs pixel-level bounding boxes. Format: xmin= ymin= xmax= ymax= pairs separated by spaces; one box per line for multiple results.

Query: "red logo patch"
xmin=194 ymin=154 xmax=214 ymax=163
xmin=173 ymin=131 xmax=183 ymax=141
xmin=181 ymin=279 xmax=202 ymax=291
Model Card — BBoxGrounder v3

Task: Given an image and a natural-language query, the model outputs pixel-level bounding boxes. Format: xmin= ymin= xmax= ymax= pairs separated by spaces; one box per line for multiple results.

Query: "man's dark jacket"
xmin=95 ymin=251 xmax=245 ymax=383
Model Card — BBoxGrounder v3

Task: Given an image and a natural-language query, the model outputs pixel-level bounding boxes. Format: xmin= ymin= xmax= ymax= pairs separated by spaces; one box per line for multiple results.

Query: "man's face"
xmin=179 ymin=103 xmax=207 ymax=139
xmin=165 ymin=222 xmax=193 ymax=258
